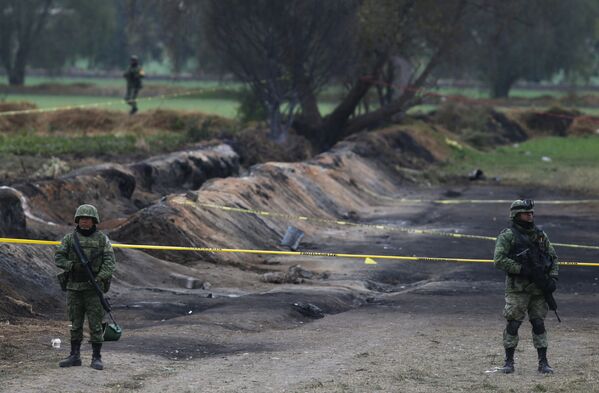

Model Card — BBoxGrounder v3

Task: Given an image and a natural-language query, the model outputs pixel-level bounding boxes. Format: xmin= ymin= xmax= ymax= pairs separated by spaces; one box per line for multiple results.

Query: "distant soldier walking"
xmin=123 ymin=55 xmax=144 ymax=114
xmin=55 ymin=204 xmax=116 ymax=370
xmin=494 ymin=199 xmax=559 ymax=374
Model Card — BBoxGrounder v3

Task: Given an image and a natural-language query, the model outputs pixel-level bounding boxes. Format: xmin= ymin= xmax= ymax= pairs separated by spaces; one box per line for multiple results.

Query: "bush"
xmin=236 ymin=88 xmax=267 ymax=123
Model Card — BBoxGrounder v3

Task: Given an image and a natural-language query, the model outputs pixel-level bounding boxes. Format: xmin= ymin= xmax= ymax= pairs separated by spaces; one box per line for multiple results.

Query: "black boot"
xmin=537 ymin=347 xmax=554 ymax=374
xmin=501 ymin=347 xmax=515 ymax=373
xmin=90 ymin=343 xmax=104 ymax=370
xmin=59 ymin=340 xmax=82 ymax=367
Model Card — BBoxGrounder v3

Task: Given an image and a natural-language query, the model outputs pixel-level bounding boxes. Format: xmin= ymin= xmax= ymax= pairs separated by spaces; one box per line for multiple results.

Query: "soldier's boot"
xmin=59 ymin=340 xmax=82 ymax=367
xmin=90 ymin=343 xmax=104 ymax=370
xmin=500 ymin=347 xmax=515 ymax=373
xmin=537 ymin=347 xmax=554 ymax=374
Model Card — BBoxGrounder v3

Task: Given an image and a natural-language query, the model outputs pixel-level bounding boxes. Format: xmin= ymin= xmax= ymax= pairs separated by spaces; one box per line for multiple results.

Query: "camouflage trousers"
xmin=124 ymin=86 xmax=140 ymax=108
xmin=67 ymin=289 xmax=104 ymax=343
xmin=502 ymin=291 xmax=548 ymax=349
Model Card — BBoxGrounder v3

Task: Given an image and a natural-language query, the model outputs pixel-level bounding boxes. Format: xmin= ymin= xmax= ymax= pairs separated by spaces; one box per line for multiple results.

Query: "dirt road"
xmin=1 ymin=184 xmax=598 ymax=393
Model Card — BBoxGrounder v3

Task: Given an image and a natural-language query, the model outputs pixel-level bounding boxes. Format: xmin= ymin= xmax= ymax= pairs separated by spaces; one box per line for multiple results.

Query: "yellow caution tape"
xmin=173 ymin=198 xmax=599 ymax=251
xmin=1 ymin=237 xmax=597 ymax=267
xmin=364 ymin=257 xmax=378 ymax=265
xmin=357 ymin=186 xmax=599 ymax=205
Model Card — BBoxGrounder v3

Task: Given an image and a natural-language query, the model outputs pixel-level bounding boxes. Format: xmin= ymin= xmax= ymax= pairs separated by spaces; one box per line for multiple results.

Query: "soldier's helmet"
xmin=74 ymin=204 xmax=100 ymax=224
xmin=509 ymin=199 xmax=534 ymax=220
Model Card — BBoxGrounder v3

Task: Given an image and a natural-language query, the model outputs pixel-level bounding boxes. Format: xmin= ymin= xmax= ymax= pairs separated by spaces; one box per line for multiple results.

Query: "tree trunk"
xmin=8 ymin=49 xmax=28 ymax=86
xmin=491 ymin=77 xmax=515 ymax=99
xmin=296 ymin=74 xmax=322 ymax=126
xmin=8 ymin=70 xmax=25 ymax=86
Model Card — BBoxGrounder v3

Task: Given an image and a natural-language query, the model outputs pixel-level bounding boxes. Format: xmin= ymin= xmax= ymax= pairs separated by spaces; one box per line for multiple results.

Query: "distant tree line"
xmin=1 ymin=0 xmax=598 ymax=148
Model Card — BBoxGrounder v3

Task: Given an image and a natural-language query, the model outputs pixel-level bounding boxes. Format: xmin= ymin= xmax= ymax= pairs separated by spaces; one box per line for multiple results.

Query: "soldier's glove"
xmin=545 ymin=276 xmax=558 ymax=293
xmin=63 ymin=260 xmax=74 ymax=272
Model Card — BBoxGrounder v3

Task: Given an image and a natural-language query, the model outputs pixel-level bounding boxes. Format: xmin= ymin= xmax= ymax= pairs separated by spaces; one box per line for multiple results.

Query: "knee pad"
xmin=530 ymin=319 xmax=545 ymax=335
xmin=506 ymin=320 xmax=522 ymax=336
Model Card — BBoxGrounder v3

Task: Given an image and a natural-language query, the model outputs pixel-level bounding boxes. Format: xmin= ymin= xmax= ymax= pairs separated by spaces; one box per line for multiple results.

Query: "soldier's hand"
xmin=65 ymin=260 xmax=74 ymax=271
xmin=546 ymin=277 xmax=557 ymax=293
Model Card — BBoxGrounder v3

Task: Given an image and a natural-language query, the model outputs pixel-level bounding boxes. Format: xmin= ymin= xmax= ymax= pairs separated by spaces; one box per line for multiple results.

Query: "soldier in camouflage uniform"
xmin=55 ymin=204 xmax=116 ymax=370
xmin=494 ymin=199 xmax=559 ymax=374
xmin=123 ymin=55 xmax=144 ymax=114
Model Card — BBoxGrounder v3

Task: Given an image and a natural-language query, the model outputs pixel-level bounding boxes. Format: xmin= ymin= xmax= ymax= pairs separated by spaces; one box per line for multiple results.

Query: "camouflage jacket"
xmin=55 ymin=230 xmax=116 ymax=291
xmin=123 ymin=65 xmax=144 ymax=89
xmin=494 ymin=223 xmax=558 ymax=294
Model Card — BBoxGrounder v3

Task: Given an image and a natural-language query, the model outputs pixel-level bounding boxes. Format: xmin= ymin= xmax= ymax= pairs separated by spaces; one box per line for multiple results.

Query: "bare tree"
xmin=202 ymin=0 xmax=358 ymax=143
xmin=0 ymin=0 xmax=52 ymax=85
xmin=294 ymin=0 xmax=468 ymax=147
xmin=203 ymin=0 xmax=468 ymax=148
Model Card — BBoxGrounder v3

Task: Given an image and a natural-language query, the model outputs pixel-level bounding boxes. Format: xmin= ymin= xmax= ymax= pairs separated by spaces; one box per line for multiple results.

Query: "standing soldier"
xmin=55 ymin=204 xmax=116 ymax=370
xmin=123 ymin=55 xmax=145 ymax=114
xmin=494 ymin=199 xmax=559 ymax=374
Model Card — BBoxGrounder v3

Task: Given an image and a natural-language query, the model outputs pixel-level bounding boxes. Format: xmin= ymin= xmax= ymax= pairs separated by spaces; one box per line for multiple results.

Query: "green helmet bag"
xmin=102 ymin=322 xmax=122 ymax=341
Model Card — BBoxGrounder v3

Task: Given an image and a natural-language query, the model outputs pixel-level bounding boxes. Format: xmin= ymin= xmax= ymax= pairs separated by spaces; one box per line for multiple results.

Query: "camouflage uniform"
xmin=494 ymin=200 xmax=558 ymax=374
xmin=123 ymin=55 xmax=144 ymax=114
xmin=55 ymin=204 xmax=116 ymax=370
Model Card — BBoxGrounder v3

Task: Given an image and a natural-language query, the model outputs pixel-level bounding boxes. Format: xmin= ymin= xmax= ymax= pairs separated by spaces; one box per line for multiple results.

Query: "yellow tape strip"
xmin=358 ymin=187 xmax=599 ymax=205
xmin=174 ymin=198 xmax=599 ymax=251
xmin=1 ymin=237 xmax=597 ymax=267
xmin=357 ymin=185 xmax=599 ymax=205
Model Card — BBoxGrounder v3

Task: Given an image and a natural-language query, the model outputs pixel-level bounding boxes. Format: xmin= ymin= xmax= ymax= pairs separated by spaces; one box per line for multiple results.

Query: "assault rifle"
xmin=72 ymin=232 xmax=118 ymax=325
xmin=517 ymin=248 xmax=561 ymax=322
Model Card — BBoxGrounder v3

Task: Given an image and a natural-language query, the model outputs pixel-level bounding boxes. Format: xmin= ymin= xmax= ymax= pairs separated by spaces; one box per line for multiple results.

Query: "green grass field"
xmin=437 ymin=135 xmax=599 ymax=193
xmin=0 ymin=92 xmax=241 ymax=117
xmin=1 ymin=75 xmax=242 ymax=89
xmin=3 ymin=75 xmax=599 ymax=119
xmin=0 ymin=93 xmax=338 ymax=118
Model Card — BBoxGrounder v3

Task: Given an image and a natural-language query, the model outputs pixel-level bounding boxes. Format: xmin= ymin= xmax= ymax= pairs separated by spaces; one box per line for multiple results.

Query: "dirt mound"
xmin=44 ymin=108 xmax=123 ymax=132
xmin=344 ymin=124 xmax=452 ymax=168
xmin=231 ymin=128 xmax=315 ymax=167
xmin=0 ymin=187 xmax=27 ymax=237
xmin=516 ymin=106 xmax=580 ymax=136
xmin=0 ymin=244 xmax=62 ymax=318
xmin=430 ymin=102 xmax=527 ymax=148
xmin=11 ymin=144 xmax=239 ymax=231
xmin=567 ymin=115 xmax=599 ymax=136
xmin=0 ymin=101 xmax=37 ymax=112
xmin=1 ymin=104 xmax=236 ymax=135
xmin=109 ymin=126 xmax=443 ymax=265
xmin=0 ymin=101 xmax=40 ymax=131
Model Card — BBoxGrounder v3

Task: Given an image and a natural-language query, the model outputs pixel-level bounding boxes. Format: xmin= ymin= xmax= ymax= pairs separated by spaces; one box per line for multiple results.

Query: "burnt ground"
xmin=0 ymin=183 xmax=598 ymax=393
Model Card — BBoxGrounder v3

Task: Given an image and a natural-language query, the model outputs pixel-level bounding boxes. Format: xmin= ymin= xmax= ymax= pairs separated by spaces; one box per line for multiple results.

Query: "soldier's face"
xmin=78 ymin=217 xmax=94 ymax=229
xmin=517 ymin=212 xmax=534 ymax=223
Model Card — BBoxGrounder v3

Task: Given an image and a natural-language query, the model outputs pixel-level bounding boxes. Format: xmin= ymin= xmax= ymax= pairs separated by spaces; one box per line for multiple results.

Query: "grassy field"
xmin=0 ymin=75 xmax=242 ymax=89
xmin=1 ymin=93 xmax=243 ymax=117
xmin=0 ymin=93 xmax=338 ymax=118
xmin=3 ymin=76 xmax=599 ymax=119
xmin=437 ymin=135 xmax=599 ymax=193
